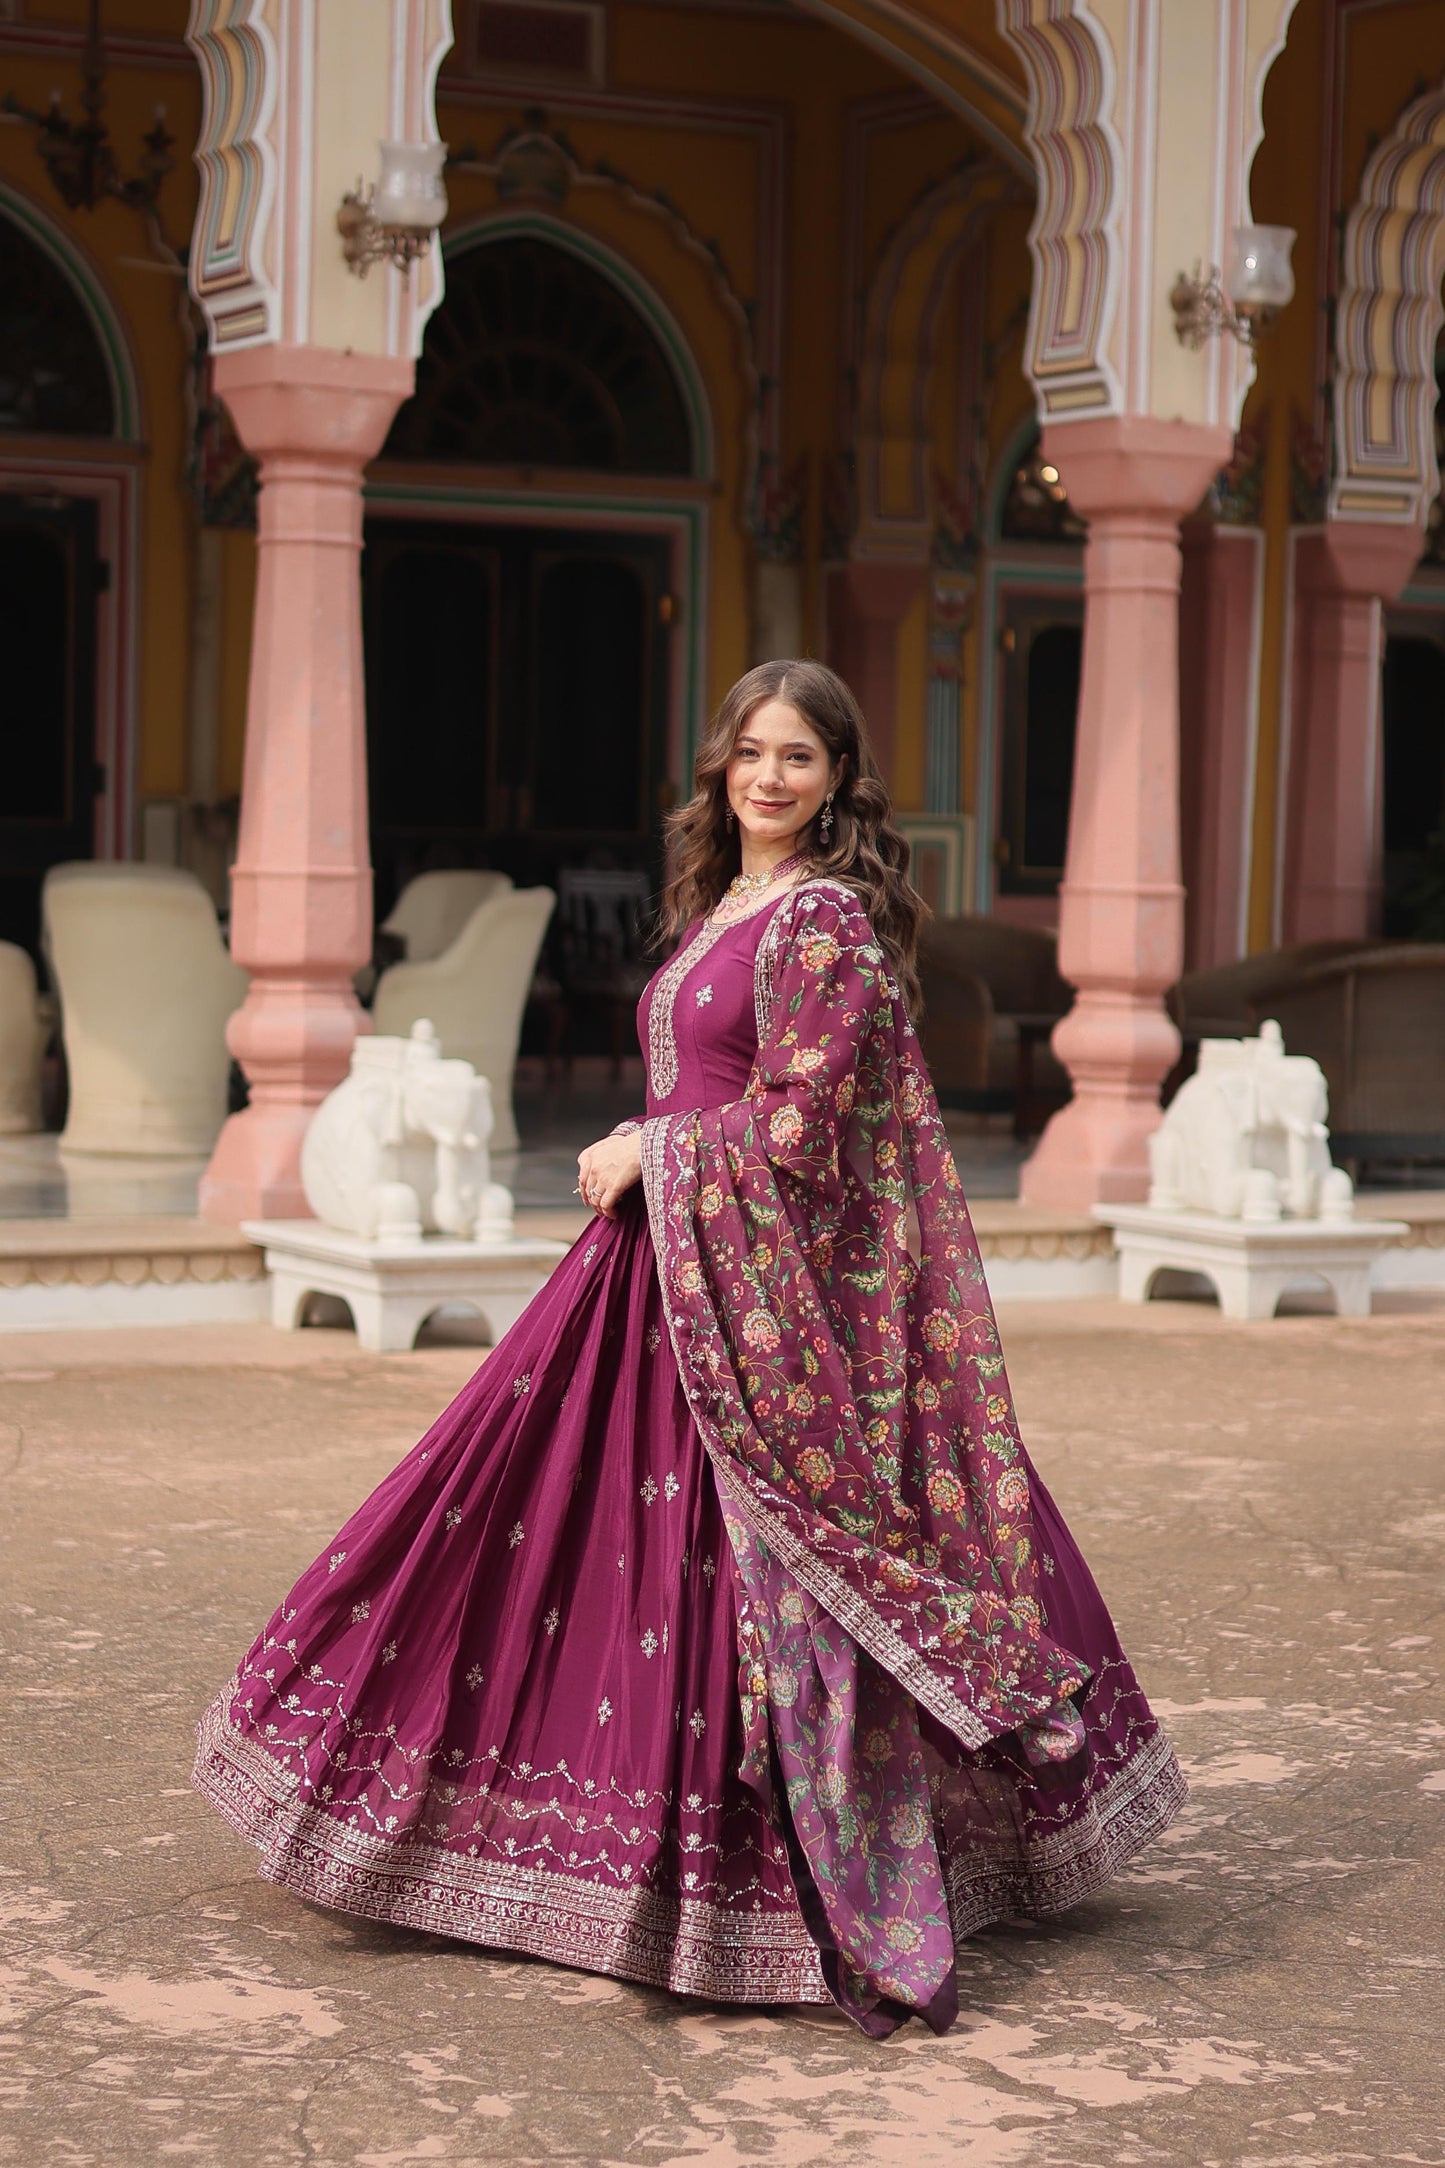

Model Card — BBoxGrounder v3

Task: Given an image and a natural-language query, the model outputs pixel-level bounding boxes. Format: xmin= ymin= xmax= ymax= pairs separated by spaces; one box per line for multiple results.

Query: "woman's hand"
xmin=576 ymin=1130 xmax=643 ymax=1220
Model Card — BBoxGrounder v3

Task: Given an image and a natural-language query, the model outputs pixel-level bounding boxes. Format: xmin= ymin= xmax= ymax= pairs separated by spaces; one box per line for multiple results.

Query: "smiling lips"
xmin=749 ymin=798 xmax=793 ymax=813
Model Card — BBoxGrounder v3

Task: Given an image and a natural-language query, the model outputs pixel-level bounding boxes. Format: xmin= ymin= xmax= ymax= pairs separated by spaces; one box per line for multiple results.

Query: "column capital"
xmin=214 ymin=344 xmax=415 ymax=467
xmin=1294 ymin=520 xmax=1423 ymax=604
xmin=1041 ymin=417 xmax=1235 ymax=523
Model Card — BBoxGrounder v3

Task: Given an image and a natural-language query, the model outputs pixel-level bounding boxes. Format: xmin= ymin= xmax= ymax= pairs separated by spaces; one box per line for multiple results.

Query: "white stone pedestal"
xmin=244 ymin=1220 xmax=567 ymax=1352
xmin=1095 ymin=1205 xmax=1407 ymax=1321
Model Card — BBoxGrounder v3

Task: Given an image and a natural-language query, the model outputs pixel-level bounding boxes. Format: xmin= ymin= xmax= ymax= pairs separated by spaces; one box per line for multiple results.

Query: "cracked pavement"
xmin=2 ymin=1298 xmax=1443 ymax=2165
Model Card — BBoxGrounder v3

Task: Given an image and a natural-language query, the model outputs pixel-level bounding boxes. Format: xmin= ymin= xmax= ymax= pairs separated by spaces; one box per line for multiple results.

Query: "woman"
xmin=195 ymin=660 xmax=1184 ymax=2039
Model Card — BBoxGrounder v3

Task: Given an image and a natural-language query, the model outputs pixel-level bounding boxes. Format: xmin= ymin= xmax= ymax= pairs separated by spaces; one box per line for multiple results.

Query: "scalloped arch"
xmin=998 ymin=0 xmax=1122 ymax=422
xmin=1331 ymin=77 xmax=1445 ymax=526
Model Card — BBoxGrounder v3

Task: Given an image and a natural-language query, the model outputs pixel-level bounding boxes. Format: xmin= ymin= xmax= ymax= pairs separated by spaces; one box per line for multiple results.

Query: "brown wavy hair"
xmin=660 ymin=659 xmax=927 ymax=1016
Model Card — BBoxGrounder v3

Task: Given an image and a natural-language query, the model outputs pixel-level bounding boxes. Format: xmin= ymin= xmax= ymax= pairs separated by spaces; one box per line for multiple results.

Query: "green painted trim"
xmin=440 ymin=210 xmax=714 ymax=482
xmin=1398 ymin=570 xmax=1445 ymax=611
xmin=363 ymin=475 xmax=708 ymax=782
xmin=974 ymin=547 xmax=1084 ymax=911
xmin=0 ymin=182 xmax=140 ymax=440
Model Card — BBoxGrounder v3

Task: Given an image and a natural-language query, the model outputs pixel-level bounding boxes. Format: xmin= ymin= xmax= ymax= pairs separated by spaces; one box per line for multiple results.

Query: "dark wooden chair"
xmin=918 ymin=918 xmax=1072 ymax=1134
xmin=553 ymin=868 xmax=654 ymax=1078
xmin=1245 ymin=945 xmax=1445 ymax=1175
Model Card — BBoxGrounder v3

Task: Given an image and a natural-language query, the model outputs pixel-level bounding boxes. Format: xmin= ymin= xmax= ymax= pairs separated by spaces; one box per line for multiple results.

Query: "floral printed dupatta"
xmin=640 ymin=880 xmax=1090 ymax=2032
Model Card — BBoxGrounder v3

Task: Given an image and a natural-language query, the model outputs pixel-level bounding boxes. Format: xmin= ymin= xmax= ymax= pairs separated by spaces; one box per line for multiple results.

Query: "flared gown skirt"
xmin=195 ymin=1194 xmax=1185 ymax=2009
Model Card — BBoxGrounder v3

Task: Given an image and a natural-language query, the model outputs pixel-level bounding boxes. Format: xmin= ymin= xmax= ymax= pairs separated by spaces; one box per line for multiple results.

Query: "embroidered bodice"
xmin=640 ymin=901 xmax=780 ymax=1116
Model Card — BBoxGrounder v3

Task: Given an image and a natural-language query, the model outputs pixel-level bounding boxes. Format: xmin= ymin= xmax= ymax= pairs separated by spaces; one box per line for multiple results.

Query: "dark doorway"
xmin=1382 ymin=627 xmax=1445 ymax=938
xmin=0 ymin=494 xmax=102 ymax=965
xmin=996 ymin=593 xmax=1083 ymax=896
xmin=362 ymin=518 xmax=673 ymax=919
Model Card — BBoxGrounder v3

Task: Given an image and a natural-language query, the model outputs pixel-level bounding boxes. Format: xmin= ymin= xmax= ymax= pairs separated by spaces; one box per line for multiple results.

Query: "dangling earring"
xmin=820 ymin=793 xmax=835 ymax=840
xmin=725 ymin=804 xmax=735 ymax=832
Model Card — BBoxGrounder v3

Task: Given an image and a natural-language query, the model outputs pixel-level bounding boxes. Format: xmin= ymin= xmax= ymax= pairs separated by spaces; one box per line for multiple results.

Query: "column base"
xmin=1019 ymin=984 xmax=1182 ymax=1209
xmin=1019 ymin=1089 xmax=1165 ymax=1209
xmin=199 ymin=1102 xmax=320 ymax=1226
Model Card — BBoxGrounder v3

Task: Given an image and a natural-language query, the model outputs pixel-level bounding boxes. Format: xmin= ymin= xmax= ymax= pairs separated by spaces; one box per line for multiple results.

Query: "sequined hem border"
xmin=194 ymin=1696 xmax=831 ymax=2007
xmin=196 ymin=1696 xmax=1188 ymax=2009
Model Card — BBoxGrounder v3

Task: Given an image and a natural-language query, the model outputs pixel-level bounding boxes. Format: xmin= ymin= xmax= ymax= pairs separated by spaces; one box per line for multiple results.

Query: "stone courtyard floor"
xmin=2 ymin=1295 xmax=1443 ymax=2166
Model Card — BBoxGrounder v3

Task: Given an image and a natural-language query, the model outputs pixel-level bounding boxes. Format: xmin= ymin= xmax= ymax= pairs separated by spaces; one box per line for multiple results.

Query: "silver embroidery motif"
xmin=646 ymin=918 xmax=732 ymax=1101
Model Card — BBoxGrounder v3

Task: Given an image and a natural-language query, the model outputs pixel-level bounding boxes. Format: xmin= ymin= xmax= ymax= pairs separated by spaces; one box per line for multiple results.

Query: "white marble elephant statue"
xmin=1147 ymin=1020 xmax=1353 ymax=1222
xmin=301 ymin=1021 xmax=515 ymax=1244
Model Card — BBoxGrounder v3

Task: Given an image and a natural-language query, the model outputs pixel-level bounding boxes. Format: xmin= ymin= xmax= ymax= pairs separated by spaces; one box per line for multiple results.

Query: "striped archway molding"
xmin=999 ymin=0 xmax=1302 ymax=433
xmin=998 ymin=0 xmax=1121 ymax=421
xmin=1331 ymin=77 xmax=1445 ymax=527
xmin=185 ymin=0 xmax=453 ymax=358
xmin=186 ymin=0 xmax=281 ymax=348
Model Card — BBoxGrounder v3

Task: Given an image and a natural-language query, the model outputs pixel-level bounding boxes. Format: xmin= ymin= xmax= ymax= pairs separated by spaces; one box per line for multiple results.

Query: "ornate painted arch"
xmin=998 ymin=0 xmax=1122 ymax=422
xmin=1331 ymin=76 xmax=1445 ymax=526
xmin=441 ymin=211 xmax=720 ymax=484
xmin=0 ymin=181 xmax=143 ymax=440
xmin=854 ymin=161 xmax=1027 ymax=553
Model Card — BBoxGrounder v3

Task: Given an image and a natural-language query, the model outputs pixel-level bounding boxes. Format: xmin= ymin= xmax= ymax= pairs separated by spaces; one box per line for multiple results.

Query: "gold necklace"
xmin=713 ymin=852 xmax=807 ymax=923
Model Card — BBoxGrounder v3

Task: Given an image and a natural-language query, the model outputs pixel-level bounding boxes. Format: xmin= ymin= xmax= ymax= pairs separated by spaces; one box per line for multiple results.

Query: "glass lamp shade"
xmin=1226 ymin=224 xmax=1295 ymax=314
xmin=374 ymin=140 xmax=448 ymax=231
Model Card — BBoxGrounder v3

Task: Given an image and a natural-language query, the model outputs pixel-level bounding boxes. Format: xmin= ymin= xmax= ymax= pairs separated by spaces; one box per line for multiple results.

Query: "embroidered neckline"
xmin=647 ymin=884 xmax=811 ymax=1104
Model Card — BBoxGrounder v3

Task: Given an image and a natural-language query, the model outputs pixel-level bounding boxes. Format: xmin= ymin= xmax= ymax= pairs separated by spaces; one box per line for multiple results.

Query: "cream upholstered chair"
xmin=0 ymin=941 xmax=49 ymax=1134
xmin=380 ymin=870 xmax=513 ymax=964
xmin=44 ymin=863 xmax=248 ymax=1155
xmin=372 ymin=886 xmax=555 ymax=1153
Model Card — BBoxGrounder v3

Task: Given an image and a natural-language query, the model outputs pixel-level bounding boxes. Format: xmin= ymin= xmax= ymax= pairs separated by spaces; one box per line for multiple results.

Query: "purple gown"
xmin=196 ymin=892 xmax=1184 ymax=2035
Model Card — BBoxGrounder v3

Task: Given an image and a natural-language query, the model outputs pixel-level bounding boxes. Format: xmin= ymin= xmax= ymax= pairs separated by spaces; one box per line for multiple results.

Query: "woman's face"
xmin=726 ymin=699 xmax=839 ymax=853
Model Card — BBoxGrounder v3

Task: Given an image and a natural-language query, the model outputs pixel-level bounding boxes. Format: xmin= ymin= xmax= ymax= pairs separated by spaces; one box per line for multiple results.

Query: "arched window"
xmin=383 ymin=233 xmax=693 ymax=474
xmin=0 ymin=212 xmax=114 ymax=437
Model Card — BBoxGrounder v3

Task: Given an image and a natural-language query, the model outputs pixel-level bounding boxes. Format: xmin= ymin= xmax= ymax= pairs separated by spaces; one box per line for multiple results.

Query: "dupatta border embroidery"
xmin=643 ymin=883 xmax=1002 ymax=1755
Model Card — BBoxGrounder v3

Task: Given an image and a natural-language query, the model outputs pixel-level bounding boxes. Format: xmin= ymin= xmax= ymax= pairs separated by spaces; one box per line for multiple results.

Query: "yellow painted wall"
xmin=0 ymin=0 xmax=1035 ymax=847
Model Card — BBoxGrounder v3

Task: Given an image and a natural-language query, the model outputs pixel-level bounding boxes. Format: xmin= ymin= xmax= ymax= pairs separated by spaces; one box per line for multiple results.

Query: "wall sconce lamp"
xmin=338 ymin=141 xmax=448 ymax=277
xmin=1170 ymin=224 xmax=1296 ymax=349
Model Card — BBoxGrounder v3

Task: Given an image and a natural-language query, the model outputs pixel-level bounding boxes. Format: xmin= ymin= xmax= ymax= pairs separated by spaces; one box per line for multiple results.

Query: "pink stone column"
xmin=826 ymin=561 xmax=926 ymax=788
xmin=1020 ymin=416 xmax=1232 ymax=1210
xmin=199 ymin=344 xmax=413 ymax=1227
xmin=1283 ymin=523 xmax=1422 ymax=943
